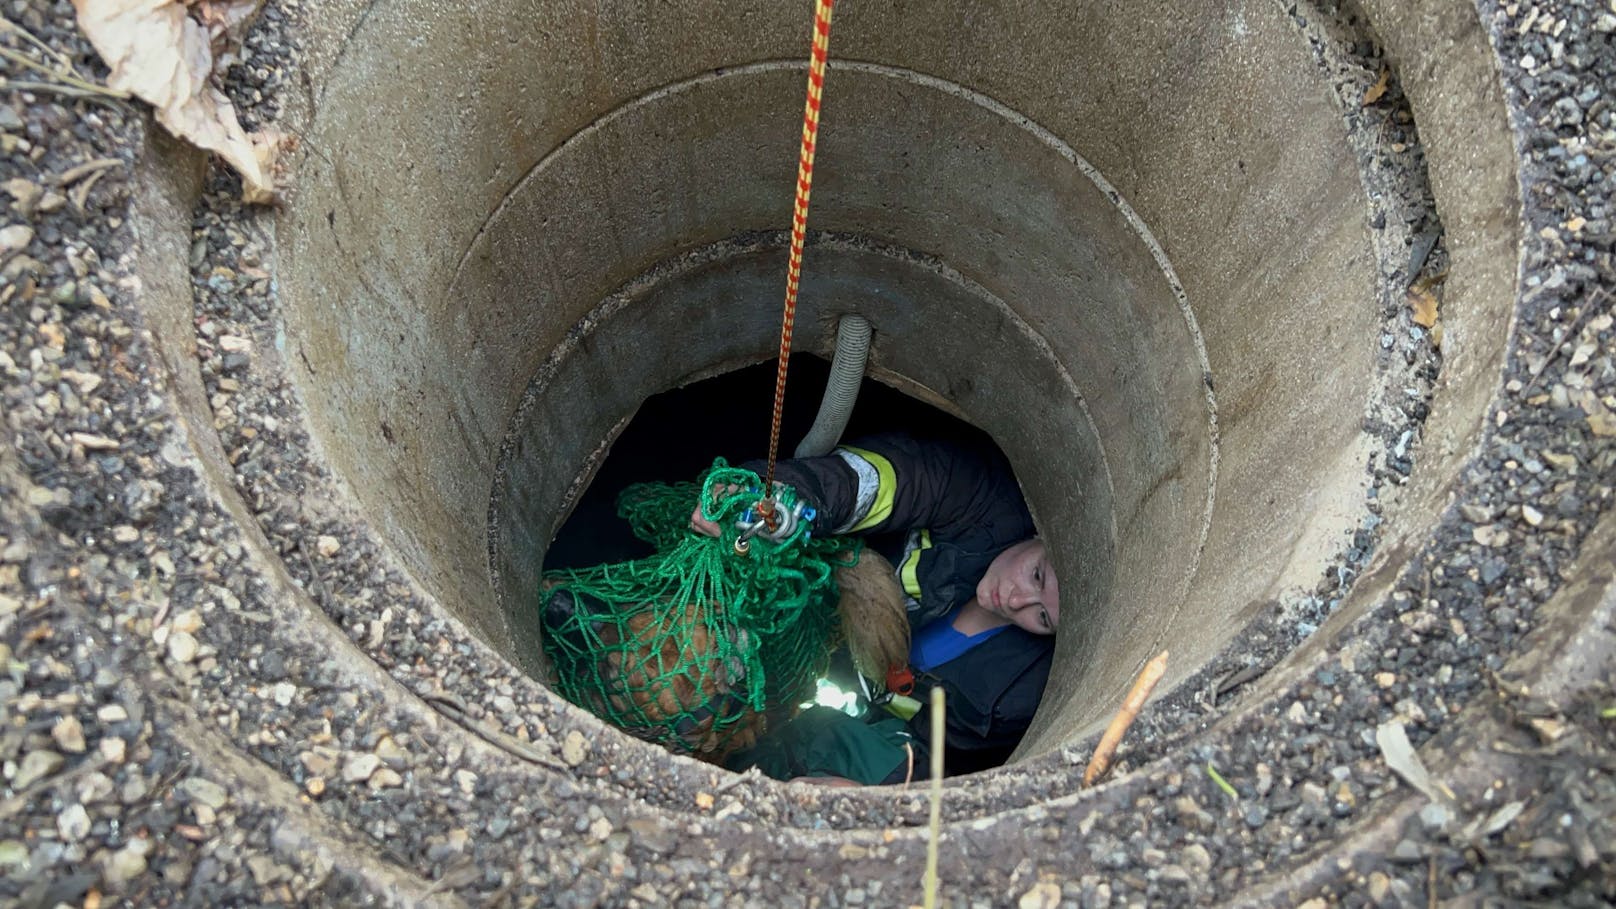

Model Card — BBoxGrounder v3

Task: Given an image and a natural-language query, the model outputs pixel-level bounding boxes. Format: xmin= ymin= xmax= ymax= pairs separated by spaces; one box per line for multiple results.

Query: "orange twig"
xmin=1082 ymin=650 xmax=1168 ymax=787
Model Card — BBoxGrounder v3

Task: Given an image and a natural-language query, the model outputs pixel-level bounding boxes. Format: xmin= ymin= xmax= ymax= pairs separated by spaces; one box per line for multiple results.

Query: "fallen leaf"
xmin=1409 ymin=286 xmax=1439 ymax=328
xmin=1376 ymin=720 xmax=1452 ymax=805
xmin=1362 ymin=68 xmax=1390 ymax=106
xmin=72 ymin=0 xmax=277 ymax=202
xmin=192 ymin=0 xmax=263 ymax=45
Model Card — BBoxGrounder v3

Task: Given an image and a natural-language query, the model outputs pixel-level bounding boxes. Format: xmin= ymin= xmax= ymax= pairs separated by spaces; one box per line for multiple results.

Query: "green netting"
xmin=540 ymin=459 xmax=861 ymax=757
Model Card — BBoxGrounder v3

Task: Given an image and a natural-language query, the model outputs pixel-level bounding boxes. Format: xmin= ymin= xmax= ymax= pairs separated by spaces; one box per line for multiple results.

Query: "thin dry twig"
xmin=423 ymin=694 xmax=569 ymax=772
xmin=0 ymin=19 xmax=79 ymax=73
xmin=54 ymin=156 xmax=123 ymax=185
xmin=0 ymin=77 xmax=118 ymax=100
xmin=1083 ymin=650 xmax=1169 ymax=787
xmin=0 ymin=44 xmax=128 ymax=99
xmin=923 ymin=685 xmax=944 ymax=909
xmin=1520 ymin=285 xmax=1613 ymax=397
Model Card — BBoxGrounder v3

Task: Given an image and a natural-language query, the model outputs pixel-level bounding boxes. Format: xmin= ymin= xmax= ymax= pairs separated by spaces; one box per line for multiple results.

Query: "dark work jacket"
xmin=745 ymin=432 xmax=1054 ymax=776
xmin=905 ymin=627 xmax=1055 ymax=777
xmin=747 ymin=431 xmax=1037 ymax=626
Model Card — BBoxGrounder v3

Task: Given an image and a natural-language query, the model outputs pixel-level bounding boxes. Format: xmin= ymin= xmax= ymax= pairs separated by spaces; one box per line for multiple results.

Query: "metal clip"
xmin=734 ymin=496 xmax=812 ymax=544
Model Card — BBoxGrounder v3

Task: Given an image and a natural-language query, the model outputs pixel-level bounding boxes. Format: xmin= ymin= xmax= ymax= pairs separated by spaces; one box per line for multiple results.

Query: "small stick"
xmin=1520 ymin=284 xmax=1611 ymax=397
xmin=0 ymin=46 xmax=128 ymax=99
xmin=54 ymin=157 xmax=123 ymax=186
xmin=922 ymin=686 xmax=943 ymax=909
xmin=1083 ymin=650 xmax=1169 ymax=787
xmin=0 ymin=20 xmax=80 ymax=74
xmin=0 ymin=77 xmax=118 ymax=101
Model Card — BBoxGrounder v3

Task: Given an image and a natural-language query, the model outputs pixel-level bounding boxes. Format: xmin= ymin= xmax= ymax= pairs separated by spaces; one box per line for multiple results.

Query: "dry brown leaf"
xmin=189 ymin=0 xmax=266 ymax=63
xmin=72 ymin=0 xmax=276 ymax=203
xmin=1361 ymin=68 xmax=1390 ymax=106
xmin=190 ymin=0 xmax=262 ymax=36
xmin=1408 ymin=285 xmax=1439 ymax=328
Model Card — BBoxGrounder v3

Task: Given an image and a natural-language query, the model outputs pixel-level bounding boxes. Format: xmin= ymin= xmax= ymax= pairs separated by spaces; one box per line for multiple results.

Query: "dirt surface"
xmin=1 ymin=0 xmax=1613 ymax=906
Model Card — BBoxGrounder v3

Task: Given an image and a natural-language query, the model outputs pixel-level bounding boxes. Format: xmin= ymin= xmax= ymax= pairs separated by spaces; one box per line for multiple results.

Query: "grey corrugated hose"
xmin=794 ymin=314 xmax=873 ymax=458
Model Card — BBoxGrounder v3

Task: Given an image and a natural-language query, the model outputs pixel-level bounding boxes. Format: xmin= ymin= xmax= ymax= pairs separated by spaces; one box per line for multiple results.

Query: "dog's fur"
xmin=544 ymin=550 xmax=910 ymax=763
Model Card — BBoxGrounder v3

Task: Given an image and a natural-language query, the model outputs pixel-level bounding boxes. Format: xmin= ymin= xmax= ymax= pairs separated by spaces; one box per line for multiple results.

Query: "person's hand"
xmin=689 ymin=484 xmax=743 ymax=537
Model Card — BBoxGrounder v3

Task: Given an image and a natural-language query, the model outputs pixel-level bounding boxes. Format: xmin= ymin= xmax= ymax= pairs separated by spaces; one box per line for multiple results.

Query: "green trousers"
xmin=728 ymin=706 xmax=915 ymax=785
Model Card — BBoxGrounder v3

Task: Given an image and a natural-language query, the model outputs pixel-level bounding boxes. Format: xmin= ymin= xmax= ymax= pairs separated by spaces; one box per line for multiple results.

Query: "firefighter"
xmin=691 ymin=431 xmax=1059 ymax=785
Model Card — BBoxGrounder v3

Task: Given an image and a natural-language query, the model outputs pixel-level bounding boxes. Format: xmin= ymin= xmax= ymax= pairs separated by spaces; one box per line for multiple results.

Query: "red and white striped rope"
xmin=761 ymin=0 xmax=836 ymax=516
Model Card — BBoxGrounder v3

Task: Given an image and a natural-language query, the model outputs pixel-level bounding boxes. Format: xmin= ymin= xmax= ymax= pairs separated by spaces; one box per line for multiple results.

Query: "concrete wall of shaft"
xmin=263 ymin=0 xmax=1517 ymax=753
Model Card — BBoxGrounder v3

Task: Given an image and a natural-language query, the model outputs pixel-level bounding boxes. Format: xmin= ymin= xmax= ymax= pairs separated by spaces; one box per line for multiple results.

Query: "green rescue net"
xmin=540 ymin=459 xmax=860 ymax=757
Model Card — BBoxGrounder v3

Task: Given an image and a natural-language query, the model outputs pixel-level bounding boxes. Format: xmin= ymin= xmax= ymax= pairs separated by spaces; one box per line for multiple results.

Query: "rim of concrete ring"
xmin=253 ymin=45 xmax=1449 ymax=819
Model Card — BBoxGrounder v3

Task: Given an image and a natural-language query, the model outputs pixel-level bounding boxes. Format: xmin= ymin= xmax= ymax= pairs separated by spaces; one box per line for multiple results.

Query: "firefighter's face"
xmin=976 ymin=539 xmax=1059 ymax=635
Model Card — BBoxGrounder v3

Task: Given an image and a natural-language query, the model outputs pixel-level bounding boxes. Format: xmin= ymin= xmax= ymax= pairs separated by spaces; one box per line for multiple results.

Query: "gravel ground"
xmin=2 ymin=0 xmax=1613 ymax=906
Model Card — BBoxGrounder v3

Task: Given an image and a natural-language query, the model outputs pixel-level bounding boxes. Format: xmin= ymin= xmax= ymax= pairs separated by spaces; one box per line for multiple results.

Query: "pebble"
xmin=625 ymin=818 xmax=676 ymax=855
xmin=0 ymin=224 xmax=33 ymax=253
xmin=99 ymin=737 xmax=126 ymax=763
xmin=1158 ymin=864 xmax=1192 ymax=885
xmin=300 ymin=747 xmax=339 ymax=776
xmin=1182 ymin=843 xmax=1213 ymax=873
xmin=1418 ymin=802 xmax=1451 ymax=831
xmin=3 ymin=177 xmax=41 ymax=213
xmin=102 ymin=839 xmax=150 ymax=885
xmin=368 ymin=767 xmax=404 ymax=789
xmin=1017 ymin=881 xmax=1062 ymax=908
xmin=167 ymin=630 xmax=200 ymax=663
xmin=57 ymin=803 xmax=91 ymax=841
xmin=78 ymin=772 xmax=114 ymax=804
xmin=51 ymin=715 xmax=87 ymax=753
xmin=374 ymin=735 xmax=408 ymax=765
xmin=342 ymin=752 xmax=381 ymax=782
xmin=561 ymin=730 xmax=588 ymax=766
xmin=1367 ymin=871 xmax=1391 ymax=902
xmin=316 ymin=535 xmax=340 ymax=557
xmin=271 ymin=681 xmax=297 ymax=706
xmin=247 ymin=854 xmax=289 ymax=885
xmin=59 ymin=369 xmax=103 ymax=395
xmin=182 ymin=776 xmax=230 ymax=809
xmin=12 ymin=749 xmax=64 ymax=788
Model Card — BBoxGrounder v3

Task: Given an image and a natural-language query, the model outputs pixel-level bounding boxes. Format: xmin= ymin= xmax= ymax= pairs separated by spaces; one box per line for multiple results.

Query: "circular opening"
xmin=535 ymin=357 xmax=997 ymax=578
xmin=519 ymin=352 xmax=1057 ymax=773
xmin=269 ymin=0 xmax=1448 ymax=775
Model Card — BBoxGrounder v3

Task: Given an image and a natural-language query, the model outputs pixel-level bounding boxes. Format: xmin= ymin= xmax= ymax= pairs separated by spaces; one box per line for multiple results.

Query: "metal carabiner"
xmin=734 ymin=497 xmax=813 ymax=544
